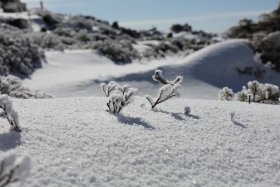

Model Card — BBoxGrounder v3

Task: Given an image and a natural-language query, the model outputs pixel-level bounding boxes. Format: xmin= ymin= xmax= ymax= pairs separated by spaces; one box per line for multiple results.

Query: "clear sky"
xmin=22 ymin=0 xmax=279 ymax=33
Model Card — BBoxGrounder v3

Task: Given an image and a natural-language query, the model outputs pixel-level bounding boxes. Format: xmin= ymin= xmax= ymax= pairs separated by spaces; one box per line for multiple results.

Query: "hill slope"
xmin=1 ymin=97 xmax=280 ymax=186
xmin=23 ymin=40 xmax=280 ymax=99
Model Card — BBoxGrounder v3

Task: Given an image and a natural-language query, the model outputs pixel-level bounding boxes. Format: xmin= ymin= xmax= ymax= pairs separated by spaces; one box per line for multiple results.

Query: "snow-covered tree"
xmin=101 ymin=82 xmax=137 ymax=114
xmin=146 ymin=70 xmax=183 ymax=109
xmin=0 ymin=94 xmax=21 ymax=132
xmin=0 ymin=151 xmax=31 ymax=187
xmin=218 ymin=87 xmax=234 ymax=101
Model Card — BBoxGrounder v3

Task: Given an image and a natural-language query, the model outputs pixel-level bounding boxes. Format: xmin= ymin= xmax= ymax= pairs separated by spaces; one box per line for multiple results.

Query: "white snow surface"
xmin=0 ymin=97 xmax=280 ymax=186
xmin=23 ymin=40 xmax=280 ymax=99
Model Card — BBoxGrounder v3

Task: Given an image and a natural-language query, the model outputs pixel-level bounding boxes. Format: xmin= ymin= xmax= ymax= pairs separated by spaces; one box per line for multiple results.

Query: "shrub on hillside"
xmin=171 ymin=23 xmax=192 ymax=33
xmin=27 ymin=32 xmax=64 ymax=51
xmin=90 ymin=39 xmax=139 ymax=64
xmin=0 ymin=76 xmax=52 ymax=99
xmin=0 ymin=31 xmax=44 ymax=76
xmin=258 ymin=31 xmax=280 ymax=70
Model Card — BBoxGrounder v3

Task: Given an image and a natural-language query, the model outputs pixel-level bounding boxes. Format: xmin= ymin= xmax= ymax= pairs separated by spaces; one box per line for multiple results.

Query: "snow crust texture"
xmin=0 ymin=97 xmax=279 ymax=186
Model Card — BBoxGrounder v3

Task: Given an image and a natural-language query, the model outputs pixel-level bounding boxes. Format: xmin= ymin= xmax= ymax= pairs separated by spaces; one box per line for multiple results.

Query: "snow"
xmin=24 ymin=40 xmax=280 ymax=100
xmin=0 ymin=10 xmax=39 ymax=19
xmin=0 ymin=96 xmax=280 ymax=186
xmin=172 ymin=31 xmax=200 ymax=41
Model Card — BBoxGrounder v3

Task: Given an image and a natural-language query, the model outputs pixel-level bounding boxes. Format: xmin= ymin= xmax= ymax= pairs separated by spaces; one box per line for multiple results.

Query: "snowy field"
xmin=23 ymin=40 xmax=280 ymax=100
xmin=0 ymin=97 xmax=280 ymax=186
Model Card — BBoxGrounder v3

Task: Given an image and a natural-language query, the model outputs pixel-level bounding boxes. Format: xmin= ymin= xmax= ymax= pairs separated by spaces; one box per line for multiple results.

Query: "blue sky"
xmin=22 ymin=0 xmax=279 ymax=32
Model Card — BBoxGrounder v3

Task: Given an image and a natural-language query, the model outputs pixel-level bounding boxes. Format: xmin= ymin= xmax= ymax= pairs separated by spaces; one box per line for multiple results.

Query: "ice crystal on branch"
xmin=146 ymin=69 xmax=183 ymax=109
xmin=100 ymin=81 xmax=118 ymax=97
xmin=100 ymin=82 xmax=137 ymax=114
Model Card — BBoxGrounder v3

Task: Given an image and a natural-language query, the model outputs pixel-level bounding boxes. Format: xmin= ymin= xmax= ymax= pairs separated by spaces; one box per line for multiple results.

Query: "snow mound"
xmin=0 ymin=97 xmax=279 ymax=186
xmin=23 ymin=40 xmax=280 ymax=99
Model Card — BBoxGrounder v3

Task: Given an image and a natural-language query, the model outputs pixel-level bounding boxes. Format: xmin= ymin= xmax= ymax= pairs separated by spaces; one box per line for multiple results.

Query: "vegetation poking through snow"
xmin=218 ymin=87 xmax=234 ymax=101
xmin=101 ymin=82 xmax=137 ymax=114
xmin=146 ymin=70 xmax=183 ymax=109
xmin=0 ymin=94 xmax=20 ymax=132
xmin=0 ymin=151 xmax=31 ymax=187
xmin=0 ymin=31 xmax=44 ymax=76
xmin=227 ymin=4 xmax=280 ymax=71
xmin=219 ymin=80 xmax=280 ymax=104
xmin=0 ymin=76 xmax=52 ymax=99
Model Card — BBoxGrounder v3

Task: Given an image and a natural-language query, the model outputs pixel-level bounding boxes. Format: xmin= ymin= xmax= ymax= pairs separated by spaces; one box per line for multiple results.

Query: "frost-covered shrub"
xmin=100 ymin=81 xmax=118 ymax=97
xmin=235 ymin=87 xmax=249 ymax=102
xmin=101 ymin=82 xmax=137 ymax=114
xmin=146 ymin=70 xmax=183 ymax=109
xmin=0 ymin=151 xmax=31 ymax=187
xmin=259 ymin=31 xmax=280 ymax=70
xmin=247 ymin=80 xmax=262 ymax=102
xmin=27 ymin=32 xmax=64 ymax=51
xmin=0 ymin=94 xmax=20 ymax=131
xmin=0 ymin=76 xmax=52 ymax=99
xmin=218 ymin=87 xmax=234 ymax=101
xmin=0 ymin=30 xmax=45 ymax=76
xmin=91 ymin=40 xmax=139 ymax=64
xmin=221 ymin=80 xmax=280 ymax=104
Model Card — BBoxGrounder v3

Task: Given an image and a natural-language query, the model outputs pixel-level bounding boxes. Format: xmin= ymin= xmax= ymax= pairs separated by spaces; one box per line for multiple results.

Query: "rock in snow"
xmin=1 ymin=96 xmax=280 ymax=186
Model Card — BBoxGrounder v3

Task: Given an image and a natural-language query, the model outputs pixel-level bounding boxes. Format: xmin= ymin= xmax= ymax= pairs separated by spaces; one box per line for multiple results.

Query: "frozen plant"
xmin=235 ymin=86 xmax=249 ymax=102
xmin=230 ymin=112 xmax=236 ymax=122
xmin=100 ymin=81 xmax=118 ymax=97
xmin=262 ymin=83 xmax=280 ymax=103
xmin=0 ymin=151 xmax=31 ymax=187
xmin=184 ymin=106 xmax=191 ymax=115
xmin=222 ymin=80 xmax=280 ymax=104
xmin=218 ymin=87 xmax=234 ymax=101
xmin=0 ymin=94 xmax=21 ymax=132
xmin=100 ymin=82 xmax=137 ymax=114
xmin=247 ymin=80 xmax=262 ymax=102
xmin=146 ymin=69 xmax=183 ymax=109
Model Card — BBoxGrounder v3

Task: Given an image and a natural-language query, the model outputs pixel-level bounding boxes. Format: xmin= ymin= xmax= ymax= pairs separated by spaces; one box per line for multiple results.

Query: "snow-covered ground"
xmin=0 ymin=97 xmax=280 ymax=186
xmin=23 ymin=40 xmax=280 ymax=99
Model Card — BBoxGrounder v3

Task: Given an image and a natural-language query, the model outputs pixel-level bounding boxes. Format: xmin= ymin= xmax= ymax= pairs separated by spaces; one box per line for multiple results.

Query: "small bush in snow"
xmin=0 ymin=94 xmax=21 ymax=132
xmin=220 ymin=80 xmax=280 ymax=104
xmin=101 ymin=82 xmax=137 ymax=114
xmin=0 ymin=151 xmax=31 ymax=187
xmin=146 ymin=70 xmax=183 ymax=109
xmin=218 ymin=87 xmax=234 ymax=101
xmin=0 ymin=76 xmax=52 ymax=99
